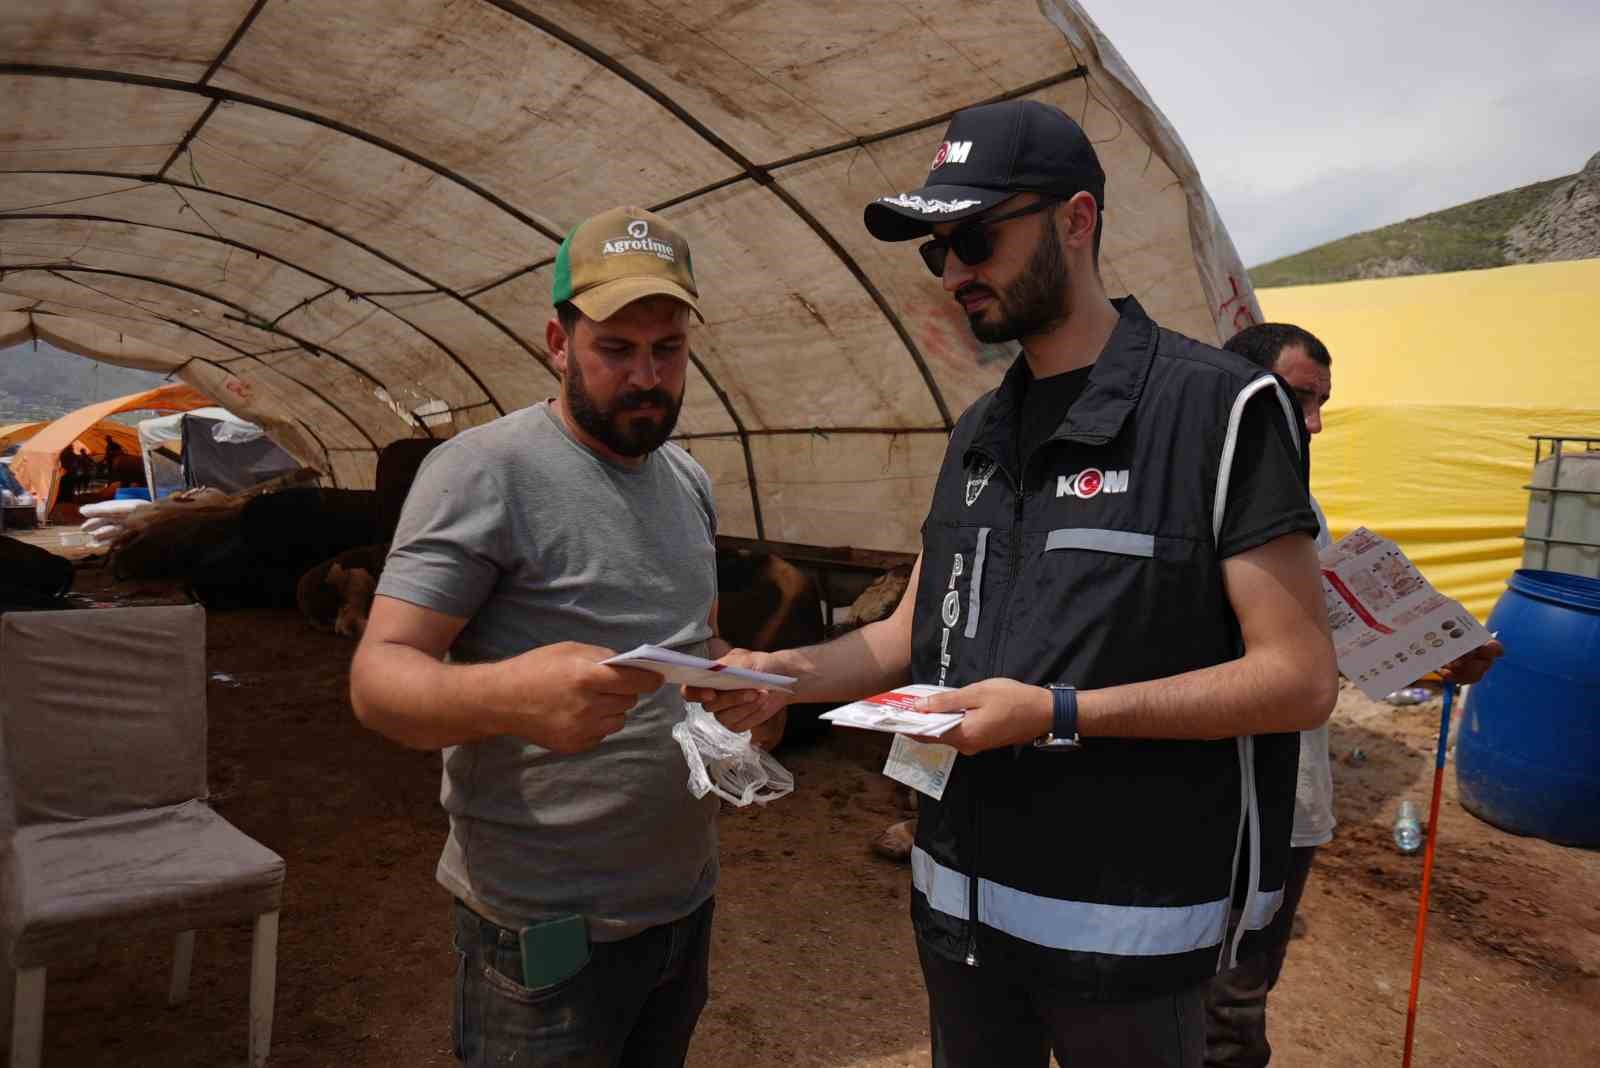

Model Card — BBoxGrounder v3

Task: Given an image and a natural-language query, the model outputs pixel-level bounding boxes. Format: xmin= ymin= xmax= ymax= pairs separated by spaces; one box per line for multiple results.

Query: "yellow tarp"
xmin=1258 ymin=258 xmax=1600 ymax=620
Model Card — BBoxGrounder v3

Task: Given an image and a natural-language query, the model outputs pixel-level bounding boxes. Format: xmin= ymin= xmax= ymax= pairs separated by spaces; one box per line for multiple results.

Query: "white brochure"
xmin=601 ymin=644 xmax=796 ymax=692
xmin=1319 ymin=528 xmax=1494 ymax=699
xmin=818 ymin=684 xmax=966 ymax=736
xmin=882 ymin=734 xmax=959 ymax=800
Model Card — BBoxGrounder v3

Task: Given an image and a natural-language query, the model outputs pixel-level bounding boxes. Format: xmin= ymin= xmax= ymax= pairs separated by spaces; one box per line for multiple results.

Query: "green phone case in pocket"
xmin=518 ymin=914 xmax=590 ymax=989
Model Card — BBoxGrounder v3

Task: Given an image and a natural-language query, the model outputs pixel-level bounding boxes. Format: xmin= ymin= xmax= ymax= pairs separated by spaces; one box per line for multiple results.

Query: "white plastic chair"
xmin=0 ymin=604 xmax=285 ymax=1067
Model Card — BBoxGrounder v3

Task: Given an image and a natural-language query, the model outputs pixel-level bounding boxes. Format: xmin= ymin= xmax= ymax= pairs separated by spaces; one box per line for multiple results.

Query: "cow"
xmin=296 ymin=543 xmax=387 ymax=638
xmin=713 ymin=549 xmax=828 ymax=749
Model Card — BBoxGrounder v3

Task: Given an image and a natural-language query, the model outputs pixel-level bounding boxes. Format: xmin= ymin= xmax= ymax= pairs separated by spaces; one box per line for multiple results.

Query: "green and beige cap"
xmin=551 ymin=206 xmax=702 ymax=322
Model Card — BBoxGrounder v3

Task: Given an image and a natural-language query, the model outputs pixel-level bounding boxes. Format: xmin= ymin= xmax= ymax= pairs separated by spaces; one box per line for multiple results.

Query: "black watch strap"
xmin=1034 ymin=684 xmax=1081 ymax=749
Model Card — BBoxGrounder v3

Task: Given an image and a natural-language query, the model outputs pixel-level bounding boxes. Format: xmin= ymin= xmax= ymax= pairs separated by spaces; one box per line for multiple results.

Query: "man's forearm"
xmin=763 ymin=617 xmax=913 ymax=703
xmin=351 ymin=641 xmax=516 ymax=750
xmin=1078 ymin=646 xmax=1337 ymax=740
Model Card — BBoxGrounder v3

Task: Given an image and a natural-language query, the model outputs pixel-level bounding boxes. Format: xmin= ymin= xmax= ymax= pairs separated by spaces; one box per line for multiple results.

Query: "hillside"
xmin=1251 ymin=151 xmax=1600 ymax=288
xmin=0 ymin=340 xmax=169 ymax=425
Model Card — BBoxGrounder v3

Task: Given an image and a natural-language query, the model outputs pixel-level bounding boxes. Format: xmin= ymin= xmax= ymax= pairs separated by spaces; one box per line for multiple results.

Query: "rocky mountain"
xmin=1251 ymin=152 xmax=1600 ymax=288
xmin=0 ymin=340 xmax=169 ymax=425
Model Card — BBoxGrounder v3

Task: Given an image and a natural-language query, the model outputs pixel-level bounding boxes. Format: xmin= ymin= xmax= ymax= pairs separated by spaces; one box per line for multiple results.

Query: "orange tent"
xmin=0 ymin=418 xmax=143 ymax=459
xmin=10 ymin=383 xmax=212 ymax=514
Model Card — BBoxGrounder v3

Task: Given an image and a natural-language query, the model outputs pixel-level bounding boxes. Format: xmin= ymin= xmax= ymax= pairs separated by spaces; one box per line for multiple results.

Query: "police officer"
xmin=694 ymin=100 xmax=1336 ymax=1067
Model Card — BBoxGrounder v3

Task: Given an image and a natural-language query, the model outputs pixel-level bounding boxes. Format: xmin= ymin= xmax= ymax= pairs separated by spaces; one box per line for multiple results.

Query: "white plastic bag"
xmin=671 ymin=702 xmax=794 ymax=807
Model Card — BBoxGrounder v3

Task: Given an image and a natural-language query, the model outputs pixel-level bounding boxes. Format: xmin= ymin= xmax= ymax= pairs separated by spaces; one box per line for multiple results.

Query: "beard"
xmin=960 ymin=224 xmax=1071 ymax=344
xmin=564 ymin=355 xmax=683 ymax=458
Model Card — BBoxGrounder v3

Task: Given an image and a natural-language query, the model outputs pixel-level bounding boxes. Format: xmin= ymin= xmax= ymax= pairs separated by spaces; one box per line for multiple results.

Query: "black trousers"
xmin=1202 ymin=845 xmax=1320 ymax=1067
xmin=918 ymin=938 xmax=1205 ymax=1067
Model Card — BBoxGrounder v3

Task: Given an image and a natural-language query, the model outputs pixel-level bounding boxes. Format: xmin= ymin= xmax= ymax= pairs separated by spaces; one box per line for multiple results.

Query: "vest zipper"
xmin=962 ymin=452 xmax=1030 ymax=968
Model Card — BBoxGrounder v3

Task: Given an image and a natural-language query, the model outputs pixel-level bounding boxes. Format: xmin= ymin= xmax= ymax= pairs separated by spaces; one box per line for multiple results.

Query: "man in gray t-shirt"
xmin=352 ymin=206 xmax=754 ymax=1068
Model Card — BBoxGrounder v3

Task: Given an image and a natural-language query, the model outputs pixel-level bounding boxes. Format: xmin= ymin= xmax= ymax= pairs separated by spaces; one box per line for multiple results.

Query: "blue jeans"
xmin=451 ymin=898 xmax=713 ymax=1068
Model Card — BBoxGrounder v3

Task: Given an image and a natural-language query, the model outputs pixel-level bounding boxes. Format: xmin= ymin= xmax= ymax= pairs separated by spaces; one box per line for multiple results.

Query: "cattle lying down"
xmin=297 ymin=544 xmax=387 ymax=638
xmin=0 ymin=535 xmax=73 ymax=606
xmin=327 ymin=562 xmax=378 ymax=638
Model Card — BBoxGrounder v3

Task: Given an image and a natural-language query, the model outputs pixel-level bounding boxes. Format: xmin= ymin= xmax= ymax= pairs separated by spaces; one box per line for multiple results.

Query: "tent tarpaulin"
xmin=0 ymin=0 xmax=1260 ymax=553
xmin=0 ymin=418 xmax=141 ymax=458
xmin=1258 ymin=257 xmax=1600 ymax=621
xmin=180 ymin=412 xmax=300 ymax=494
xmin=10 ymin=383 xmax=212 ymax=512
xmin=137 ymin=405 xmax=250 ymax=498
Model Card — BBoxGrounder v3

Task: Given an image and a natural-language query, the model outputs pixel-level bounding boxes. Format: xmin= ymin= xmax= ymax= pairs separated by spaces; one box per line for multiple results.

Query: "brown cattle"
xmin=296 ymin=544 xmax=388 ymax=638
xmin=714 ymin=550 xmax=827 ymax=749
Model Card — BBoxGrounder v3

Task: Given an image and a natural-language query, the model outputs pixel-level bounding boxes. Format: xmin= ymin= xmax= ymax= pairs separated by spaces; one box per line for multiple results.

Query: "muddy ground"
xmin=16 ymin=551 xmax=1600 ymax=1067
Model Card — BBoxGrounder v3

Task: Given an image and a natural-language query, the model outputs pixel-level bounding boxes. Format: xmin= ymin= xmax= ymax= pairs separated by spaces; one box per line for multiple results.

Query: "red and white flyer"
xmin=819 ymin=684 xmax=966 ymax=736
xmin=1319 ymin=528 xmax=1493 ymax=699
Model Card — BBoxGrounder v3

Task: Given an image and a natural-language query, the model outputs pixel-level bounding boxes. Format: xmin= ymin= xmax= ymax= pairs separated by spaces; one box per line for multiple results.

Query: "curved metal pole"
xmin=0 ymin=211 xmax=506 ymax=416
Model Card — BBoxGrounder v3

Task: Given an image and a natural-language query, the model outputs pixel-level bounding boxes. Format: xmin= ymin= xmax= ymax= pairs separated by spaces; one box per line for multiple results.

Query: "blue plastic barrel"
xmin=113 ymin=487 xmax=152 ymax=501
xmin=1456 ymin=569 xmax=1600 ymax=846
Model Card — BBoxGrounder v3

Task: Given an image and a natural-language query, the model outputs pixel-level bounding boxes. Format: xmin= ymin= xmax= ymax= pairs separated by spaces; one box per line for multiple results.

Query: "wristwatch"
xmin=1033 ymin=684 xmax=1081 ymax=749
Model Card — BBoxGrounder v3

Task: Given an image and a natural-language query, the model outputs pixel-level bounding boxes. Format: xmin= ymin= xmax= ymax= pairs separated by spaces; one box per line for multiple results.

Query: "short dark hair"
xmin=555 ymin=300 xmax=582 ymax=337
xmin=1223 ymin=322 xmax=1331 ymax=371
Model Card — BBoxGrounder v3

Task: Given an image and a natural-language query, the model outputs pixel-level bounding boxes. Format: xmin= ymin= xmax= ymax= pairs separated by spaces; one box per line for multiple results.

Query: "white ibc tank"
xmin=1524 ymin=450 xmax=1600 ymax=579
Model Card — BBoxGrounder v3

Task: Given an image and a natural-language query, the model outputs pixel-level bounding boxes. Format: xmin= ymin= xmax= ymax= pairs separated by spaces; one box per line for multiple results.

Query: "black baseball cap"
xmin=863 ymin=99 xmax=1106 ymax=242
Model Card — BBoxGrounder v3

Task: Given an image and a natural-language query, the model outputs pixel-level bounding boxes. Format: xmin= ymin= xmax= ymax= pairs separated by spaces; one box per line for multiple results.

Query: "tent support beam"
xmin=686 ymin=348 xmax=764 ymax=540
xmin=0 ymin=169 xmax=561 ymax=384
xmin=0 ymin=213 xmax=507 ymax=418
xmin=649 ymin=67 xmax=1092 ymax=215
xmin=11 ymin=264 xmax=423 ymax=435
xmin=27 ymin=304 xmax=386 ymax=454
xmin=483 ymin=3 xmax=954 ymax=430
xmin=151 ymin=314 xmax=385 ymax=452
xmin=201 ymin=0 xmax=272 ymax=86
xmin=0 ymin=64 xmax=566 ymax=245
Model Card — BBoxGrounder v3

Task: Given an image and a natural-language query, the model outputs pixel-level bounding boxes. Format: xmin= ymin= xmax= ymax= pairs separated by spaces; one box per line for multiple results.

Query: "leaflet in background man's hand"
xmin=602 ymin=644 xmax=796 ymax=692
xmin=1319 ymin=528 xmax=1494 ymax=699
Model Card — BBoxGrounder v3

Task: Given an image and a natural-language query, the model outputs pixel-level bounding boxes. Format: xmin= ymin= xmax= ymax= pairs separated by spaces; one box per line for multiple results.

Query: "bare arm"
xmin=917 ymin=534 xmax=1336 ymax=753
xmin=688 ymin=554 xmax=924 ymax=727
xmin=350 ymin=594 xmax=662 ymax=752
xmin=1076 ymin=531 xmax=1337 ymax=738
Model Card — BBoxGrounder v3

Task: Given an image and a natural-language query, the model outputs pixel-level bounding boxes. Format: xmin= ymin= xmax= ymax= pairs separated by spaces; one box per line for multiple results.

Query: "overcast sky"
xmin=1083 ymin=1 xmax=1600 ymax=266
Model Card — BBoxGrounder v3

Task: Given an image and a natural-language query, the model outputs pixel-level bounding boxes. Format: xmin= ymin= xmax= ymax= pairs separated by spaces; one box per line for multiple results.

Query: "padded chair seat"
xmin=9 ymin=799 xmax=284 ymax=968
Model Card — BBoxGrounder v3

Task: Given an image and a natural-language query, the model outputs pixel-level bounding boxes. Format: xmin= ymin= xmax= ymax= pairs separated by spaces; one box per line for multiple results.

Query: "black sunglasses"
xmin=917 ymin=197 xmax=1060 ymax=277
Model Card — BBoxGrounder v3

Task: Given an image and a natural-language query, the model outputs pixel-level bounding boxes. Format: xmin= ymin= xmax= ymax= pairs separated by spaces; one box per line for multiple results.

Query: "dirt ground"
xmin=17 ymin=551 xmax=1600 ymax=1067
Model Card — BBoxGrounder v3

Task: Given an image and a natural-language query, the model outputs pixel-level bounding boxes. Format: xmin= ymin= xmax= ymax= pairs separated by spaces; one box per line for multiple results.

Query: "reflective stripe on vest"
xmin=912 ymin=846 xmax=1284 ymax=957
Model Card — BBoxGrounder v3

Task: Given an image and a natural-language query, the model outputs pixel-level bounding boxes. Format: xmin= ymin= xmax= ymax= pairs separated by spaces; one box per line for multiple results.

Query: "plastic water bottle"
xmin=1393 ymin=800 xmax=1424 ymax=854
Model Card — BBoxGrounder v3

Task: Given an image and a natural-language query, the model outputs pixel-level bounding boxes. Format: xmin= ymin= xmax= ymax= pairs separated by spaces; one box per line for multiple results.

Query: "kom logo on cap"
xmin=931 ymin=140 xmax=973 ymax=168
xmin=1057 ymin=468 xmax=1129 ymax=499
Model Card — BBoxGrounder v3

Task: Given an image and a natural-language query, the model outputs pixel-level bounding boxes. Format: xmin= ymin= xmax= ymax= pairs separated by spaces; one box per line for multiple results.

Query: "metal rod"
xmin=1401 ymin=682 xmax=1456 ymax=1068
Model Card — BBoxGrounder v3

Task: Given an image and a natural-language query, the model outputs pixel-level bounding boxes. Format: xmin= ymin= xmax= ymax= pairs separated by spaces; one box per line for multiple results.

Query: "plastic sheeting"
xmin=0 ymin=0 xmax=1259 ymax=553
xmin=1258 ymin=258 xmax=1600 ymax=621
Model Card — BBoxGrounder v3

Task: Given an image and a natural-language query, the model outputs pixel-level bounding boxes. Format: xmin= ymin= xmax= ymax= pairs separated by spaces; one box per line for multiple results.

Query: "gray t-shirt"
xmin=1293 ymin=497 xmax=1336 ymax=848
xmin=377 ymin=401 xmax=720 ymax=940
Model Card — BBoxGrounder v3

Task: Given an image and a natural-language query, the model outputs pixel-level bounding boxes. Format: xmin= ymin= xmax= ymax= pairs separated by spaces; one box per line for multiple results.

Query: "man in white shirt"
xmin=1203 ymin=322 xmax=1503 ymax=1067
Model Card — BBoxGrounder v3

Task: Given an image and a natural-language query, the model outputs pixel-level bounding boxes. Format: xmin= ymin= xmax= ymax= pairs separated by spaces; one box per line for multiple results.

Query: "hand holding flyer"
xmin=601 ymin=644 xmax=796 ymax=692
xmin=1319 ymin=528 xmax=1494 ymax=699
xmin=819 ymin=684 xmax=966 ymax=736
